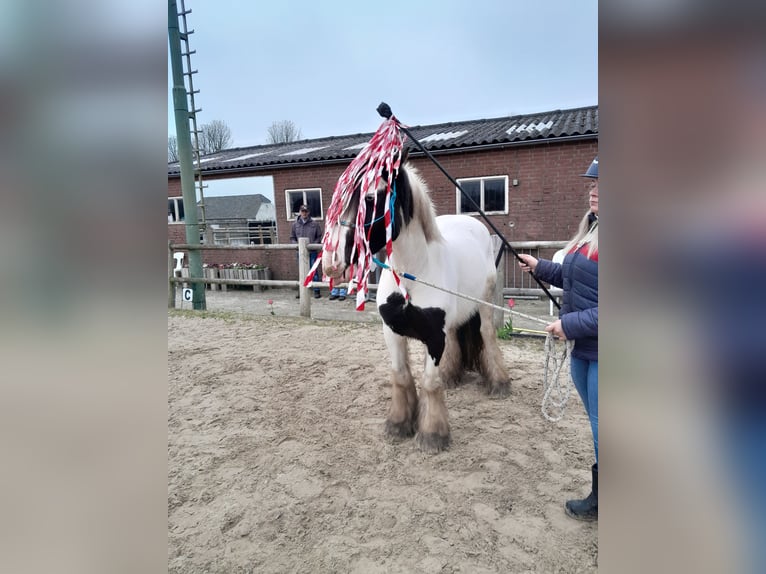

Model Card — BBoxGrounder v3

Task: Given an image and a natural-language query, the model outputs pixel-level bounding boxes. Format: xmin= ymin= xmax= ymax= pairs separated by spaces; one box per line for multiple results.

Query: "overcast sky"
xmin=169 ymin=0 xmax=597 ymax=199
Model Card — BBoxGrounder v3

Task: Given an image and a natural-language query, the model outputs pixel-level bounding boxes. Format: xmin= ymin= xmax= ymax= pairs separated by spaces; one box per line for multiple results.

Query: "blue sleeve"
xmin=534 ymin=259 xmax=563 ymax=289
xmin=561 ymin=306 xmax=598 ymax=339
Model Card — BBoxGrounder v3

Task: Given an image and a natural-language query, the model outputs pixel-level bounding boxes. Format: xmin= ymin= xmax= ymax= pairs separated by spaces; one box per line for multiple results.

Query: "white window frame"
xmin=168 ymin=196 xmax=184 ymax=224
xmin=455 ymin=175 xmax=509 ymax=215
xmin=285 ymin=188 xmax=323 ymax=221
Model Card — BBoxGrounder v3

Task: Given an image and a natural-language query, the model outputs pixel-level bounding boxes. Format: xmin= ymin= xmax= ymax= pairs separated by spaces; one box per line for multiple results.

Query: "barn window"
xmin=285 ymin=188 xmax=323 ymax=220
xmin=455 ymin=176 xmax=508 ymax=215
xmin=168 ymin=197 xmax=185 ymax=223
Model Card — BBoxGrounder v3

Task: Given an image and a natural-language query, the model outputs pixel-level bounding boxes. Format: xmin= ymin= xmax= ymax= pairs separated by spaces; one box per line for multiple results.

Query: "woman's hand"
xmin=517 ymin=254 xmax=538 ymax=273
xmin=545 ymin=319 xmax=568 ymax=340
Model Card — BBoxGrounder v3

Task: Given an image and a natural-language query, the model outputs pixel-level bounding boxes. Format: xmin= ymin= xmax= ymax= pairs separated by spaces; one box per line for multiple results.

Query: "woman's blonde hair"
xmin=564 ymin=211 xmax=598 ymax=258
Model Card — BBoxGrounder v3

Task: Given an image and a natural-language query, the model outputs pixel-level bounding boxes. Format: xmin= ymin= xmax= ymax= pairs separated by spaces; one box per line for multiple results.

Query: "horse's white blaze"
xmin=322 ymin=179 xmax=386 ymax=280
xmin=321 ymin=224 xmax=347 ymax=279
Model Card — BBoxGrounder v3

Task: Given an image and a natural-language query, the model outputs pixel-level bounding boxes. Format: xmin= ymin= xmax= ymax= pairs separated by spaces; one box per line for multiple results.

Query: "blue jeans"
xmin=570 ymin=356 xmax=598 ymax=463
xmin=720 ymin=414 xmax=766 ymax=573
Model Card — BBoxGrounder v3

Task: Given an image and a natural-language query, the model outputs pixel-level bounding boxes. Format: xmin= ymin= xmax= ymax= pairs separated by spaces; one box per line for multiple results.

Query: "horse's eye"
xmin=365 ymin=192 xmax=375 ymax=201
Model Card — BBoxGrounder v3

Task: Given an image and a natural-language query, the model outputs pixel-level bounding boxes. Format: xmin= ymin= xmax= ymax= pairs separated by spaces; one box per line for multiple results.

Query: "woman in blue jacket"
xmin=518 ymin=157 xmax=599 ymax=521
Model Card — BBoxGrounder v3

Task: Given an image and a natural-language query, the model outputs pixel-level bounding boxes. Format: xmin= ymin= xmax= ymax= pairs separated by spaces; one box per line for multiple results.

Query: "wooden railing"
xmin=168 ymin=238 xmax=568 ymax=321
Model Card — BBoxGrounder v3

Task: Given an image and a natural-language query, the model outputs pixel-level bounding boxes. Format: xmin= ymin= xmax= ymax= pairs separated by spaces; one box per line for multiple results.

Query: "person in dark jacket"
xmin=518 ymin=156 xmax=599 ymax=521
xmin=290 ymin=204 xmax=323 ymax=298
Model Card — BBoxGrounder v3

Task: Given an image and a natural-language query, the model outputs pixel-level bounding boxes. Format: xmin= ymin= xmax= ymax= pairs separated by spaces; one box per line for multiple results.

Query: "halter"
xmin=340 ymin=183 xmax=397 ymax=235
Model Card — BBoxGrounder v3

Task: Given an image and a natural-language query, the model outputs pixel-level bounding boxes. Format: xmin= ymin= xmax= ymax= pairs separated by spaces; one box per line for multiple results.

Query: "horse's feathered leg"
xmin=378 ymin=291 xmax=452 ymax=452
xmin=478 ymin=286 xmax=511 ymax=397
xmin=437 ymin=327 xmax=463 ymax=389
xmin=383 ymin=327 xmax=418 ymax=439
xmin=415 ymin=356 xmax=450 ymax=453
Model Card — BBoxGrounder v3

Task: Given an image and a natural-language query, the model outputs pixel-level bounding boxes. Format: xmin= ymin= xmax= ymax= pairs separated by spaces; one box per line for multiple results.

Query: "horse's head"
xmin=322 ymin=150 xmax=413 ymax=279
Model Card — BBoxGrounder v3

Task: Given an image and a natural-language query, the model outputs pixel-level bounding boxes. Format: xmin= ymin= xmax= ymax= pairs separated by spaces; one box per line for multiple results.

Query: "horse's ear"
xmin=400 ymin=146 xmax=410 ymax=165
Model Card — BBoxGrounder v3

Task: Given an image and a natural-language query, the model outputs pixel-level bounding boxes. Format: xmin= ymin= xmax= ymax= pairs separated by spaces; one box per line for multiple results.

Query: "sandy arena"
xmin=168 ymin=301 xmax=597 ymax=573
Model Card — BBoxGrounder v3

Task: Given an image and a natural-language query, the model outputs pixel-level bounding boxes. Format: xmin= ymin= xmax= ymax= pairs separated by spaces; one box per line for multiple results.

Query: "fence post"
xmin=491 ymin=235 xmax=504 ymax=329
xmin=298 ymin=238 xmax=311 ymax=318
xmin=168 ymin=241 xmax=176 ymax=309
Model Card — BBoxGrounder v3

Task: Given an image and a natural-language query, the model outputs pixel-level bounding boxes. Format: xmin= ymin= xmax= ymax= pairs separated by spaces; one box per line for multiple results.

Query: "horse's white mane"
xmin=401 ymin=163 xmax=442 ymax=244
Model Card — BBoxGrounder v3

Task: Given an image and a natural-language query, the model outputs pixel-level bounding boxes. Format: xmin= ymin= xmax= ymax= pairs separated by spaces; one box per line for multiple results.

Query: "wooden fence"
xmin=168 ymin=237 xmax=567 ymax=322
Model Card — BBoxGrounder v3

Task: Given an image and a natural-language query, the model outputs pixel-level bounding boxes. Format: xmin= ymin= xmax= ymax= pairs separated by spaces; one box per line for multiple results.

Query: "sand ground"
xmin=168 ymin=291 xmax=597 ymax=573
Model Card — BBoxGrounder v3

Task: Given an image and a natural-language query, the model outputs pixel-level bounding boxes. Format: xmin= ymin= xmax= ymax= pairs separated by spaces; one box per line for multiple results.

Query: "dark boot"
xmin=565 ymin=463 xmax=598 ymax=521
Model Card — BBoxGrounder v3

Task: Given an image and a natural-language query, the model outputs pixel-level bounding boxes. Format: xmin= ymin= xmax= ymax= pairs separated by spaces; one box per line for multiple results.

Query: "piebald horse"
xmin=323 ymin=154 xmax=510 ymax=453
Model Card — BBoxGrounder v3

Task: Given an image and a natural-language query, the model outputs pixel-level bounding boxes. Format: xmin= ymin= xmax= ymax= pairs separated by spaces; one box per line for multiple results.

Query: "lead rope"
xmin=370 ymin=258 xmax=573 ymax=421
xmin=542 ymin=335 xmax=574 ymax=422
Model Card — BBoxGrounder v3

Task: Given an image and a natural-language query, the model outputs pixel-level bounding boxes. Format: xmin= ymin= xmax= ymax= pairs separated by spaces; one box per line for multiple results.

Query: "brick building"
xmin=168 ymin=105 xmax=598 ymax=285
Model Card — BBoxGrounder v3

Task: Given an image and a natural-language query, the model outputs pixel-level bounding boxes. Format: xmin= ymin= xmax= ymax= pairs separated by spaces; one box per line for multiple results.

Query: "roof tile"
xmin=169 ymin=105 xmax=597 ymax=175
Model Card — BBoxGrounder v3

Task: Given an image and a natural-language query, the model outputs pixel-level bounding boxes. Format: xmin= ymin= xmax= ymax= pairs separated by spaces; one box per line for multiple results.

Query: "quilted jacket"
xmin=290 ymin=216 xmax=322 ymax=244
xmin=534 ymin=244 xmax=598 ymax=361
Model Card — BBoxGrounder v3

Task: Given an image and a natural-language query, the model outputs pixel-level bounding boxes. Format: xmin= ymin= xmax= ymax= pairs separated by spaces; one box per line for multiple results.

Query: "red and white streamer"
xmin=303 ymin=117 xmax=407 ymax=310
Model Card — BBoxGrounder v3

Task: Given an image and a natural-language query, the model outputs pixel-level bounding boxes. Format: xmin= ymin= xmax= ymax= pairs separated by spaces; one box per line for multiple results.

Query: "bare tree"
xmin=267 ymin=120 xmax=303 ymax=144
xmin=168 ymin=136 xmax=178 ymax=163
xmin=199 ymin=119 xmax=233 ymax=154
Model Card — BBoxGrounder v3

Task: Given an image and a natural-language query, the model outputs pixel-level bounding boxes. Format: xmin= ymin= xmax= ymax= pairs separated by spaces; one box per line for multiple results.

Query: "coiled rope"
xmin=542 ymin=335 xmax=574 ymax=422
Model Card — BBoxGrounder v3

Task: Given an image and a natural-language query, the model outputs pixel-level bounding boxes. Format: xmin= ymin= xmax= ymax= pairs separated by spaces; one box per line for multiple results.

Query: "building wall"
xmin=168 ymin=138 xmax=597 ymax=282
xmin=403 ymin=140 xmax=598 ymax=243
xmin=167 ymin=177 xmax=186 ymax=245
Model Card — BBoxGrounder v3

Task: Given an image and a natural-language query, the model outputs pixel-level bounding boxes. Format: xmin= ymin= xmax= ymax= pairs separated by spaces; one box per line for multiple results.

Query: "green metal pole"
xmin=168 ymin=0 xmax=206 ymax=310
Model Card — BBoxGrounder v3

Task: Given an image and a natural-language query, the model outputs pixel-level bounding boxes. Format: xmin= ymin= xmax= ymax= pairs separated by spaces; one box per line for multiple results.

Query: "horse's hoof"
xmin=415 ymin=431 xmax=450 ymax=453
xmin=385 ymin=419 xmax=416 ymax=440
xmin=488 ymin=381 xmax=511 ymax=398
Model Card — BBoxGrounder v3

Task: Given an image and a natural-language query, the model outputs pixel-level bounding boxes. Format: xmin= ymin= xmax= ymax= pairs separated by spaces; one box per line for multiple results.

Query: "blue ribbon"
xmin=341 ymin=181 xmax=397 ymax=231
xmin=372 ymin=256 xmax=416 ymax=281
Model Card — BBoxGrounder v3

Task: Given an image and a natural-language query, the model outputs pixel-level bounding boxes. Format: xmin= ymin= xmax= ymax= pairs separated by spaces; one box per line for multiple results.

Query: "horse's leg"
xmin=437 ymin=326 xmax=462 ymax=388
xmin=383 ymin=326 xmax=418 ymax=439
xmin=415 ymin=356 xmax=450 ymax=453
xmin=478 ymin=295 xmax=511 ymax=397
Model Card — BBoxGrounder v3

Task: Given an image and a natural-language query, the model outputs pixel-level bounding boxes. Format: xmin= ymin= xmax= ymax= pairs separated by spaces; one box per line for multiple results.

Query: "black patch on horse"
xmin=456 ymin=311 xmax=484 ymax=371
xmin=379 ymin=292 xmax=446 ymax=365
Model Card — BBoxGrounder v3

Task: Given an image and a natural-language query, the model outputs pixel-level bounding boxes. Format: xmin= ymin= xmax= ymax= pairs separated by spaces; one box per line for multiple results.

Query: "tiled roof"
xmin=168 ymin=105 xmax=597 ymax=176
xmin=199 ymin=194 xmax=270 ymax=220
